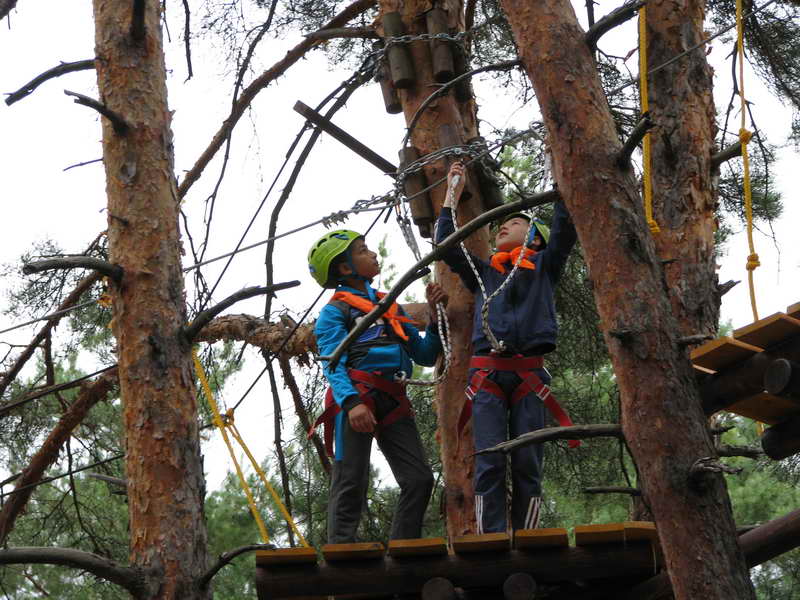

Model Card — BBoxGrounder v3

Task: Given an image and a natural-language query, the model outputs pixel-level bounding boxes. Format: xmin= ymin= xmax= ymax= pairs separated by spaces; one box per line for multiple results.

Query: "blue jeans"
xmin=471 ymin=368 xmax=548 ymax=533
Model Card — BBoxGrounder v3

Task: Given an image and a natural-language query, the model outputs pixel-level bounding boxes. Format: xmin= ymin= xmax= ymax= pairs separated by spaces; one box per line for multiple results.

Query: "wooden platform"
xmin=256 ymin=524 xmax=661 ymax=599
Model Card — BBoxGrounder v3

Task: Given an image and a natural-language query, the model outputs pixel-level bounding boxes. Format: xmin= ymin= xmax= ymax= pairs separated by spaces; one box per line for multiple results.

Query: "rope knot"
xmin=648 ymin=219 xmax=661 ymax=234
xmin=746 ymin=252 xmax=760 ymax=271
xmin=739 ymin=128 xmax=753 ymax=145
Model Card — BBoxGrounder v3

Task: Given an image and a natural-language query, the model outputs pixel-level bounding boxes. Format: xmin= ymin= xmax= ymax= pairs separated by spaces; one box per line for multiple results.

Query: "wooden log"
xmin=503 ymin=573 xmax=536 ymax=600
xmin=399 ymin=146 xmax=434 ymax=237
xmin=764 ymin=358 xmax=800 ymax=399
xmin=761 ymin=413 xmax=800 ymax=460
xmin=255 ymin=544 xmax=663 ymax=599
xmin=467 ymin=136 xmax=505 ymax=211
xmin=383 ymin=12 xmax=416 ymax=89
xmin=373 ymin=41 xmax=402 ymax=114
xmin=426 ymin=8 xmax=455 ymax=83
xmin=450 ymin=32 xmax=472 ymax=102
xmin=422 ymin=576 xmax=456 ymax=600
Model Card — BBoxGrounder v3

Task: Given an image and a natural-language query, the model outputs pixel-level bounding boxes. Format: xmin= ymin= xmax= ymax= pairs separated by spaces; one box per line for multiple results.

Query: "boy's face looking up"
xmin=337 ymin=238 xmax=380 ymax=282
xmin=495 ymin=217 xmax=543 ymax=252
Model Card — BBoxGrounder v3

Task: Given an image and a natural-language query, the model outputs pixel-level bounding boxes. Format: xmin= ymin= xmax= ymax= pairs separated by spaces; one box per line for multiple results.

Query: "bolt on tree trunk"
xmin=91 ymin=0 xmax=211 ymax=598
xmin=499 ymin=1 xmax=755 ymax=598
xmin=377 ymin=0 xmax=490 ymax=538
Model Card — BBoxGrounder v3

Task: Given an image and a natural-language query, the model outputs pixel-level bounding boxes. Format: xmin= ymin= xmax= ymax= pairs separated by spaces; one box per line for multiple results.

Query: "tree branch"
xmin=711 ymin=141 xmax=743 ymax=171
xmin=616 ymin=112 xmax=653 ymax=168
xmin=304 ymin=26 xmax=377 ymax=41
xmin=474 ymin=424 xmax=623 ymax=456
xmin=5 ymin=60 xmax=95 ymax=106
xmin=583 ymin=486 xmax=641 ymax=496
xmin=198 ymin=543 xmax=273 ymax=588
xmin=716 ymin=444 xmax=763 ymax=459
xmin=688 ymin=456 xmax=743 ymax=487
xmin=0 ymin=547 xmax=150 ymax=595
xmin=181 ymin=0 xmax=193 ymax=80
xmin=176 ymin=0 xmax=376 ymax=200
xmin=22 ymin=257 xmax=123 ymax=283
xmin=585 ymin=0 xmax=646 ymax=50
xmin=320 ymin=190 xmax=559 ymax=369
xmin=64 ymin=90 xmax=130 ymax=135
xmin=182 ymin=282 xmax=300 ymax=342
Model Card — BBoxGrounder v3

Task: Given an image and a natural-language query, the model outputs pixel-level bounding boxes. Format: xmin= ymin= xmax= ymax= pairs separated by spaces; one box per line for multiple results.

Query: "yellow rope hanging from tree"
xmin=736 ymin=0 xmax=760 ymax=321
xmin=192 ymin=348 xmax=309 ymax=547
xmin=638 ymin=5 xmax=660 ymax=235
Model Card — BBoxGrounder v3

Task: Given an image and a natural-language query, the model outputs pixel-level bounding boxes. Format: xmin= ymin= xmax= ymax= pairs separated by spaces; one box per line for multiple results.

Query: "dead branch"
xmin=176 ymin=0 xmax=376 ymax=200
xmin=583 ymin=486 xmax=641 ymax=496
xmin=64 ymin=90 xmax=130 ymax=135
xmin=131 ymin=0 xmax=145 ymax=42
xmin=677 ymin=333 xmax=714 ymax=348
xmin=0 ymin=272 xmax=100 ymax=399
xmin=0 ymin=370 xmax=117 ymax=546
xmin=716 ymin=444 xmax=764 ymax=459
xmin=182 ymin=281 xmax=300 ymax=342
xmin=5 ymin=59 xmax=95 ymax=106
xmin=304 ymin=26 xmax=377 ymax=40
xmin=711 ymin=141 xmax=743 ymax=171
xmin=585 ymin=0 xmax=646 ymax=50
xmin=63 ymin=158 xmax=103 ymax=172
xmin=616 ymin=112 xmax=654 ymax=168
xmin=265 ymin=359 xmax=295 ymax=545
xmin=0 ymin=547 xmax=150 ymax=595
xmin=689 ymin=457 xmax=743 ymax=488
xmin=87 ymin=472 xmax=127 ymax=495
xmin=198 ymin=543 xmax=273 ymax=588
xmin=22 ymin=257 xmax=123 ymax=283
xmin=474 ymin=424 xmax=622 ymax=456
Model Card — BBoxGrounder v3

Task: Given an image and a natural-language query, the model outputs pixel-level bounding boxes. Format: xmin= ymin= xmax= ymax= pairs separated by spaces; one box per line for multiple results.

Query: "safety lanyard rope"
xmin=736 ymin=0 xmax=760 ymax=321
xmin=192 ymin=348 xmax=309 ymax=547
xmin=639 ymin=5 xmax=660 ymax=235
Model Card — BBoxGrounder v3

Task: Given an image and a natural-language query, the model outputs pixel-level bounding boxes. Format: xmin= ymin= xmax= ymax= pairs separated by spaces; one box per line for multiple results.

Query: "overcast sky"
xmin=1 ymin=2 xmax=798 ymax=496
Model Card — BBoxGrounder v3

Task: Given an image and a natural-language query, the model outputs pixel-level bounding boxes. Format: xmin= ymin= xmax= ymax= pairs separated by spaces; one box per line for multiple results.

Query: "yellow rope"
xmin=736 ymin=0 xmax=760 ymax=321
xmin=639 ymin=6 xmax=660 ymax=235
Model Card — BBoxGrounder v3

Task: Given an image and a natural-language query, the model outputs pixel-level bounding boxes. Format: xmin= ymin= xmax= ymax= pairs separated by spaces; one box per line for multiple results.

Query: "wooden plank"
xmin=514 ymin=527 xmax=569 ymax=550
xmin=624 ymin=521 xmax=658 ymax=543
xmin=322 ymin=542 xmax=385 ymax=562
xmin=727 ymin=391 xmax=800 ymax=425
xmin=694 ymin=363 xmax=716 ymax=375
xmin=452 ymin=532 xmax=510 ymax=554
xmin=574 ymin=523 xmax=626 ymax=546
xmin=788 ymin=302 xmax=800 ymax=321
xmin=256 ymin=546 xmax=318 ymax=566
xmin=387 ymin=537 xmax=448 ymax=557
xmin=690 ymin=336 xmax=762 ymax=372
xmin=734 ymin=312 xmax=800 ymax=349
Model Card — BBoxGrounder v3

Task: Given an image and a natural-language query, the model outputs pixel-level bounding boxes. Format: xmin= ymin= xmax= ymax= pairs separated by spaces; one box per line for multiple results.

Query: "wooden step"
xmin=256 ymin=546 xmax=318 ymax=566
xmin=574 ymin=522 xmax=626 ymax=546
xmin=727 ymin=391 xmax=800 ymax=425
xmin=624 ymin=521 xmax=657 ymax=543
xmin=514 ymin=527 xmax=569 ymax=550
xmin=322 ymin=542 xmax=385 ymax=562
xmin=452 ymin=532 xmax=511 ymax=554
xmin=387 ymin=537 xmax=448 ymax=558
xmin=787 ymin=302 xmax=800 ymax=321
xmin=691 ymin=336 xmax=762 ymax=372
xmin=734 ymin=312 xmax=800 ymax=349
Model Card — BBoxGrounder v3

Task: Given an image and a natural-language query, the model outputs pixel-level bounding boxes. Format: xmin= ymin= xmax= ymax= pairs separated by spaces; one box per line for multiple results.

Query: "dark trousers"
xmin=327 ymin=390 xmax=434 ymax=543
xmin=472 ymin=368 xmax=548 ymax=533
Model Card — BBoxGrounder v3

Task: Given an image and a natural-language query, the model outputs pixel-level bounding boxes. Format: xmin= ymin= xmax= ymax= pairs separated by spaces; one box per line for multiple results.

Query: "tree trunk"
xmin=91 ymin=1 xmax=211 ymax=597
xmin=377 ymin=0 xmax=490 ymax=538
xmin=499 ymin=2 xmax=755 ymax=599
xmin=647 ymin=0 xmax=719 ymax=337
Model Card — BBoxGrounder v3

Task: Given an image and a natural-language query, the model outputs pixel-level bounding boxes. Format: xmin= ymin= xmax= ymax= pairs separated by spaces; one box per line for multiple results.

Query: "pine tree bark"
xmin=91 ymin=1 xmax=211 ymax=598
xmin=499 ymin=2 xmax=755 ymax=598
xmin=377 ymin=0 xmax=489 ymax=538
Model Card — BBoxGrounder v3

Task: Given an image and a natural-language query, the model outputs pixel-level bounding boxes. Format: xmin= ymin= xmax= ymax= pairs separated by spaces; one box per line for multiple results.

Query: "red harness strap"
xmin=308 ymin=369 xmax=414 ymax=457
xmin=461 ymin=355 xmax=580 ymax=448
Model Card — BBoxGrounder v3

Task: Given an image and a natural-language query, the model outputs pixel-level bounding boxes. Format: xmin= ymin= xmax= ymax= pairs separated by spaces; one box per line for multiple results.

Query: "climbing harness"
xmin=308 ymin=369 xmax=415 ymax=456
xmin=638 ymin=5 xmax=660 ymax=235
xmin=192 ymin=348 xmax=309 ymax=547
xmin=461 ymin=355 xmax=580 ymax=448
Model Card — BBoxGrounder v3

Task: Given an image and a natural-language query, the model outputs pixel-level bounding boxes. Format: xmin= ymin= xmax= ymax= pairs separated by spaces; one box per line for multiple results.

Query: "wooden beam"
xmin=761 ymin=414 xmax=800 ymax=460
xmin=293 ymin=101 xmax=397 ymax=175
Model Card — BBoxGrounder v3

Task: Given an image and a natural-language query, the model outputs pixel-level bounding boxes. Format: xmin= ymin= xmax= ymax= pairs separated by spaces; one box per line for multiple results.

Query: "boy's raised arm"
xmin=542 ymin=200 xmax=578 ymax=282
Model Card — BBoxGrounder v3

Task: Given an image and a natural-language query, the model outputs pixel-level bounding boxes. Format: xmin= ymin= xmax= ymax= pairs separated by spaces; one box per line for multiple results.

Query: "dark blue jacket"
xmin=434 ymin=202 xmax=577 ymax=355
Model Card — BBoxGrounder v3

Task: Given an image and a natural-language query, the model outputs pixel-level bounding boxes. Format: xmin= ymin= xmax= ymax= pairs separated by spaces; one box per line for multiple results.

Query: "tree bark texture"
xmin=90 ymin=1 xmax=210 ymax=597
xmin=499 ymin=2 xmax=755 ymax=599
xmin=0 ymin=370 xmax=116 ymax=546
xmin=377 ymin=0 xmax=489 ymax=538
xmin=647 ymin=0 xmax=719 ymax=338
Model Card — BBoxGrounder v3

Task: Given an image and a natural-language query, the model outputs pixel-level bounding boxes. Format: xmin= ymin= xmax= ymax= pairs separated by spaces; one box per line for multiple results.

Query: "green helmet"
xmin=308 ymin=230 xmax=362 ymax=288
xmin=500 ymin=212 xmax=550 ymax=247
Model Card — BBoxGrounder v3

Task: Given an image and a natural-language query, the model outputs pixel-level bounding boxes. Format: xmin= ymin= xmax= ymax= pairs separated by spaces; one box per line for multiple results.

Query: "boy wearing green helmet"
xmin=434 ymin=162 xmax=578 ymax=534
xmin=309 ymin=229 xmax=447 ymax=543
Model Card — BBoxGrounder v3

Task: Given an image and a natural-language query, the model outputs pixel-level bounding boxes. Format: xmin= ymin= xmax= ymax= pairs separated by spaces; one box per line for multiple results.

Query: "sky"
xmin=1 ymin=1 xmax=798 ymax=502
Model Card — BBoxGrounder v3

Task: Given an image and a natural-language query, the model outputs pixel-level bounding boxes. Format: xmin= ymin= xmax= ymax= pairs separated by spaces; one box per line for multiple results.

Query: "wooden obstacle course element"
xmin=727 ymin=391 xmax=800 ymax=425
xmin=574 ymin=522 xmax=626 ymax=546
xmin=503 ymin=572 xmax=537 ymax=600
xmin=452 ymin=532 xmax=511 ymax=554
xmin=690 ymin=336 xmax=762 ymax=372
xmin=373 ymin=40 xmax=402 ymax=114
xmin=322 ymin=542 xmax=385 ymax=561
xmin=399 ymin=145 xmax=434 ymax=238
xmin=383 ymin=12 xmax=416 ymax=89
xmin=438 ymin=123 xmax=472 ymax=202
xmin=421 ymin=576 xmax=456 ymax=600
xmin=623 ymin=521 xmax=658 ymax=543
xmin=788 ymin=302 xmax=800 ymax=321
xmin=765 ymin=358 xmax=800 ymax=400
xmin=256 ymin=546 xmax=318 ymax=566
xmin=467 ymin=136 xmax=505 ymax=211
xmin=762 ymin=413 xmax=800 ymax=460
xmin=733 ymin=312 xmax=800 ymax=350
xmin=388 ymin=537 xmax=448 ymax=558
xmin=514 ymin=527 xmax=569 ymax=550
xmin=426 ymin=8 xmax=455 ymax=83
xmin=450 ymin=37 xmax=472 ymax=102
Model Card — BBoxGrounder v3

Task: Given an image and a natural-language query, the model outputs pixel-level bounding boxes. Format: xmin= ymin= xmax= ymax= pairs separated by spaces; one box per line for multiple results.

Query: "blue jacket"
xmin=315 ymin=283 xmax=442 ymax=458
xmin=434 ymin=202 xmax=577 ymax=355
